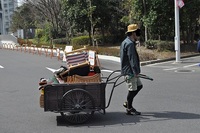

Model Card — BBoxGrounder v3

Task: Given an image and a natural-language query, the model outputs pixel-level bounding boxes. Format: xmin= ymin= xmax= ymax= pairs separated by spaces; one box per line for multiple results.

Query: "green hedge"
xmin=53 ymin=38 xmax=69 ymax=44
xmin=36 ymin=35 xmax=123 ymax=46
xmin=95 ymin=35 xmax=123 ymax=45
xmin=71 ymin=36 xmax=90 ymax=45
xmin=71 ymin=35 xmax=123 ymax=46
xmin=145 ymin=40 xmax=174 ymax=51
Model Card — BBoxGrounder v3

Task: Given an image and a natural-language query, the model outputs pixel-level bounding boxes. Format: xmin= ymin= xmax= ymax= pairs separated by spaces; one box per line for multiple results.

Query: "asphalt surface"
xmin=1 ymin=49 xmax=200 ymax=133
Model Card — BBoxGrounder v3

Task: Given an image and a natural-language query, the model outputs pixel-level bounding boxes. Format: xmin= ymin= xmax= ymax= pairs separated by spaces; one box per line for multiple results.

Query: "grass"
xmin=90 ymin=45 xmax=198 ymax=62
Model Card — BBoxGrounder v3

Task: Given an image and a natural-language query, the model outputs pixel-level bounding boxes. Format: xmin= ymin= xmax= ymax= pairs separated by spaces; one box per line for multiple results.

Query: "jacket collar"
xmin=127 ymin=36 xmax=136 ymax=42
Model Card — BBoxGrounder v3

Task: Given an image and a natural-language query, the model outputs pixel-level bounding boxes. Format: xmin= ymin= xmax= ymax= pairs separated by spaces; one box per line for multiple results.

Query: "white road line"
xmin=146 ymin=61 xmax=174 ymax=66
xmin=101 ymin=69 xmax=121 ymax=74
xmin=0 ymin=65 xmax=4 ymax=68
xmin=164 ymin=67 xmax=179 ymax=71
xmin=101 ymin=69 xmax=114 ymax=73
xmin=147 ymin=65 xmax=176 ymax=69
xmin=183 ymin=63 xmax=199 ymax=68
xmin=46 ymin=67 xmax=56 ymax=72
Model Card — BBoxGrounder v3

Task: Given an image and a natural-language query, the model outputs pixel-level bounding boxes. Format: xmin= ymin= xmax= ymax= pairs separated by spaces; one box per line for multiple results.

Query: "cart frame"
xmin=43 ymin=70 xmax=153 ymax=124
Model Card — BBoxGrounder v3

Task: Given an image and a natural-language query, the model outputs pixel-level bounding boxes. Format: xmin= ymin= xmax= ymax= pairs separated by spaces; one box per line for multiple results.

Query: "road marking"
xmin=101 ymin=69 xmax=114 ymax=73
xmin=0 ymin=65 xmax=4 ymax=68
xmin=46 ymin=67 xmax=56 ymax=72
xmin=164 ymin=67 xmax=179 ymax=71
xmin=147 ymin=65 xmax=176 ymax=69
xmin=101 ymin=69 xmax=121 ymax=73
xmin=146 ymin=61 xmax=174 ymax=66
xmin=183 ymin=63 xmax=199 ymax=68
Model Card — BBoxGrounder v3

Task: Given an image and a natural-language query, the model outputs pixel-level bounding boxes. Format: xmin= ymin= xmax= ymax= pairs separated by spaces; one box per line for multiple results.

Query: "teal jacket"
xmin=120 ymin=37 xmax=140 ymax=76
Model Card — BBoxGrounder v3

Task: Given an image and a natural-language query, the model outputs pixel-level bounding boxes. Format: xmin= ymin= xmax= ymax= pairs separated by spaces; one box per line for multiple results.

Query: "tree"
xmin=61 ymin=0 xmax=125 ymax=45
xmin=180 ymin=0 xmax=200 ymax=44
xmin=131 ymin=0 xmax=175 ymax=41
xmin=132 ymin=0 xmax=200 ymax=44
xmin=10 ymin=3 xmax=36 ymax=39
xmin=11 ymin=0 xmax=199 ymax=45
xmin=27 ymin=0 xmax=66 ymax=39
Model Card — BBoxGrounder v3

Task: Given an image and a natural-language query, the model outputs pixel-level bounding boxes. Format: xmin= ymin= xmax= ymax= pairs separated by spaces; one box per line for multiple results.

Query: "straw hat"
xmin=126 ymin=24 xmax=139 ymax=33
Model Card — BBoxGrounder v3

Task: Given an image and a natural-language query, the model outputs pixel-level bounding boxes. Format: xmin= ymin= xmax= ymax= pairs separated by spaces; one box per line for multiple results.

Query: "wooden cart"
xmin=41 ymin=70 xmax=153 ymax=124
xmin=39 ymin=47 xmax=153 ymax=124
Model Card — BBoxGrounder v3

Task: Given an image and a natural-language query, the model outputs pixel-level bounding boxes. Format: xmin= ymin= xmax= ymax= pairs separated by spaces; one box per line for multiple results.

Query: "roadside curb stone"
xmin=98 ymin=53 xmax=200 ymax=66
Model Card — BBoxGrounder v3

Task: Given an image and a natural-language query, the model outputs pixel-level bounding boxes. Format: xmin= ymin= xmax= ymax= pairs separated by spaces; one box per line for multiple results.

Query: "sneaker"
xmin=126 ymin=108 xmax=141 ymax=115
xmin=126 ymin=109 xmax=133 ymax=115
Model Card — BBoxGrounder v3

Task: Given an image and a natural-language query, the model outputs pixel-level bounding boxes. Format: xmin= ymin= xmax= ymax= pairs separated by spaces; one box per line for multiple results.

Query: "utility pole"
xmin=174 ymin=0 xmax=184 ymax=62
xmin=174 ymin=0 xmax=181 ymax=62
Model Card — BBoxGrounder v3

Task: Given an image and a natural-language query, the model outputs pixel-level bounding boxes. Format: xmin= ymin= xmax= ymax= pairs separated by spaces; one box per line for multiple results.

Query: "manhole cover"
xmin=175 ymin=69 xmax=195 ymax=73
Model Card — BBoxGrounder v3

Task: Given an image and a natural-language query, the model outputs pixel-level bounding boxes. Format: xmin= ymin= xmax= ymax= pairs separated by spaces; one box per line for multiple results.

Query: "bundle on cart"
xmin=59 ymin=47 xmax=101 ymax=83
xmin=65 ymin=73 xmax=101 ymax=83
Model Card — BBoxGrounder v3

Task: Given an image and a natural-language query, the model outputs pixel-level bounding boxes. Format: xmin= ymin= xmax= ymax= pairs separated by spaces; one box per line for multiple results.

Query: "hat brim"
xmin=125 ymin=29 xmax=138 ymax=34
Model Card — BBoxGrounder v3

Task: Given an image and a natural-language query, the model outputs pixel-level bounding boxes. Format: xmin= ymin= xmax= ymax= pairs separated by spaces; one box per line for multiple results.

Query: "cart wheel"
xmin=60 ymin=89 xmax=95 ymax=124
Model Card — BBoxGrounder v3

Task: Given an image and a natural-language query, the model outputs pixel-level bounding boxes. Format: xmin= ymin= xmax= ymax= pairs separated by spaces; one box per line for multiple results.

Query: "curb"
xmin=98 ymin=53 xmax=200 ymax=66
xmin=141 ymin=53 xmax=200 ymax=66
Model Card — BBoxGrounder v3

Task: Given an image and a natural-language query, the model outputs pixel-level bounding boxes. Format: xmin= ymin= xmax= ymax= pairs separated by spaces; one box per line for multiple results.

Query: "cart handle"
xmin=103 ymin=70 xmax=153 ymax=109
xmin=105 ymin=73 xmax=124 ymax=109
xmin=102 ymin=70 xmax=153 ymax=84
xmin=102 ymin=70 xmax=121 ymax=83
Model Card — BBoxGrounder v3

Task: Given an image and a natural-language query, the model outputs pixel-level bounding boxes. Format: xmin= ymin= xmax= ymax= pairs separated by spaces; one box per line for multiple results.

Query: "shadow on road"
xmin=56 ymin=111 xmax=200 ymax=127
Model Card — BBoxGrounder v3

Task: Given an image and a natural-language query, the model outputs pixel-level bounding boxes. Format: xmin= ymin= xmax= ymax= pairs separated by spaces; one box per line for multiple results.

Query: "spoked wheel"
xmin=60 ymin=89 xmax=95 ymax=124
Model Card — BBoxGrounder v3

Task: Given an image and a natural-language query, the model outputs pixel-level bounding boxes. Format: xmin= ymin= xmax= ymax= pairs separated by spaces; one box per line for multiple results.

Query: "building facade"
xmin=0 ymin=0 xmax=17 ymax=35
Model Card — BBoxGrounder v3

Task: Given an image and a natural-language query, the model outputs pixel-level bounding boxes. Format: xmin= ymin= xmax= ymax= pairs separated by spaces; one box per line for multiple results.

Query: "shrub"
xmin=145 ymin=40 xmax=157 ymax=49
xmin=145 ymin=40 xmax=174 ymax=52
xmin=89 ymin=46 xmax=120 ymax=56
xmin=70 ymin=35 xmax=123 ymax=46
xmin=18 ymin=38 xmax=25 ymax=45
xmin=17 ymin=38 xmax=33 ymax=46
xmin=71 ymin=36 xmax=90 ymax=45
xmin=94 ymin=35 xmax=124 ymax=45
xmin=53 ymin=38 xmax=69 ymax=44
xmin=138 ymin=51 xmax=157 ymax=61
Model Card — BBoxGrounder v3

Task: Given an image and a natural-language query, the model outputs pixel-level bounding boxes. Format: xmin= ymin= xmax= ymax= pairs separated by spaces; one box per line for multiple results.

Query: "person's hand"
xmin=129 ymin=73 xmax=139 ymax=78
xmin=129 ymin=73 xmax=138 ymax=79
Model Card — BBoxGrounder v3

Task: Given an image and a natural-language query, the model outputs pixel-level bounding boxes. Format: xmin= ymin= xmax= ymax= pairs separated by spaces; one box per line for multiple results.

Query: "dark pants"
xmin=127 ymin=85 xmax=143 ymax=109
xmin=197 ymin=40 xmax=200 ymax=53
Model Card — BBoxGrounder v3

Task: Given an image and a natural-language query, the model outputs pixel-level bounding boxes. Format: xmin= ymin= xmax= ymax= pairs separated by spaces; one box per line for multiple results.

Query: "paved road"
xmin=0 ymin=49 xmax=200 ymax=133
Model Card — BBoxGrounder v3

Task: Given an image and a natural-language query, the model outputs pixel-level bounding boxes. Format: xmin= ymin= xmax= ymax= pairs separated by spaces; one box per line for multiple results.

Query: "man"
xmin=197 ymin=39 xmax=200 ymax=53
xmin=120 ymin=24 xmax=143 ymax=115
